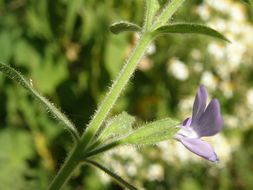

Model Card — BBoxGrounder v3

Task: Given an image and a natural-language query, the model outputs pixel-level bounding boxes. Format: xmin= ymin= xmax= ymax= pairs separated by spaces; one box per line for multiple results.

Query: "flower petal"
xmin=194 ymin=99 xmax=223 ymax=137
xmin=183 ymin=117 xmax=192 ymax=127
xmin=177 ymin=136 xmax=219 ymax=162
xmin=192 ymin=85 xmax=207 ymax=124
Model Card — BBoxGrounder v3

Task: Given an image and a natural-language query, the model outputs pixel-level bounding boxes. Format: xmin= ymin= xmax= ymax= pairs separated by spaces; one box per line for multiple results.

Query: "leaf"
xmin=121 ymin=118 xmax=180 ymax=145
xmin=0 ymin=63 xmax=79 ymax=140
xmin=109 ymin=21 xmax=142 ymax=34
xmin=153 ymin=23 xmax=230 ymax=42
xmin=99 ymin=112 xmax=135 ymax=142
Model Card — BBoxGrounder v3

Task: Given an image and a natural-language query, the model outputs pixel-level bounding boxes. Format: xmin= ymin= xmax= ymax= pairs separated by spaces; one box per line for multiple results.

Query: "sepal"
xmin=121 ymin=118 xmax=180 ymax=145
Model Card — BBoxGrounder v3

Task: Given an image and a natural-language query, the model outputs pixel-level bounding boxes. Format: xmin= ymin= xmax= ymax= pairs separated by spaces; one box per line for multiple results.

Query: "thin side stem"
xmin=152 ymin=0 xmax=185 ymax=30
xmin=83 ymin=141 xmax=120 ymax=158
xmin=84 ymin=160 xmax=138 ymax=190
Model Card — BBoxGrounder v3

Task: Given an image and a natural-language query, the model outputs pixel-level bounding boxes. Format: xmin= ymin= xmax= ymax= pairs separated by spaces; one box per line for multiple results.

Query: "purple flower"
xmin=176 ymin=85 xmax=223 ymax=162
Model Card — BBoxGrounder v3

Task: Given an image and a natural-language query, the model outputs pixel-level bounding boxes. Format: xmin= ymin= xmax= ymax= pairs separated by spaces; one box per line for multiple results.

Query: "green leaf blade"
xmin=122 ymin=118 xmax=180 ymax=145
xmin=0 ymin=63 xmax=79 ymax=140
xmin=154 ymin=23 xmax=230 ymax=42
xmin=109 ymin=21 xmax=142 ymax=34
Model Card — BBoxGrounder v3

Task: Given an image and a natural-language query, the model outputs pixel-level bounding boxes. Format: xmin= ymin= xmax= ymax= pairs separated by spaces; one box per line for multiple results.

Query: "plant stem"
xmin=84 ymin=141 xmax=120 ymax=158
xmin=144 ymin=0 xmax=156 ymax=31
xmin=48 ymin=33 xmax=153 ymax=190
xmin=152 ymin=0 xmax=185 ymax=30
xmin=80 ymin=33 xmax=153 ymax=148
xmin=84 ymin=160 xmax=138 ymax=190
xmin=48 ymin=144 xmax=82 ymax=190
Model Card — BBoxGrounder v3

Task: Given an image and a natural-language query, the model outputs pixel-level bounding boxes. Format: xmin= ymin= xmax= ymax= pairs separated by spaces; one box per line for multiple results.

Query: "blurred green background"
xmin=1 ymin=0 xmax=253 ymax=189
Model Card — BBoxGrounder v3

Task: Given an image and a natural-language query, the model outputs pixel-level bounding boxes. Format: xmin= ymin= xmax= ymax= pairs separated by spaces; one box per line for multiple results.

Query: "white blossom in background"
xmin=168 ymin=58 xmax=189 ymax=81
xmin=98 ymin=171 xmax=111 ymax=184
xmin=204 ymin=134 xmax=232 ymax=164
xmin=220 ymin=81 xmax=233 ymax=98
xmin=146 ymin=42 xmax=156 ymax=55
xmin=201 ymin=0 xmax=253 ymax=72
xmin=246 ymin=89 xmax=253 ymax=107
xmin=192 ymin=62 xmax=204 ymax=73
xmin=125 ymin=163 xmax=137 ymax=177
xmin=139 ymin=57 xmax=154 ymax=71
xmin=147 ymin=164 xmax=164 ymax=181
xmin=207 ymin=41 xmax=225 ymax=60
xmin=178 ymin=96 xmax=195 ymax=117
xmin=224 ymin=114 xmax=239 ymax=129
xmin=157 ymin=141 xmax=198 ymax=163
xmin=196 ymin=4 xmax=211 ymax=20
xmin=200 ymin=71 xmax=218 ymax=90
xmin=190 ymin=49 xmax=202 ymax=60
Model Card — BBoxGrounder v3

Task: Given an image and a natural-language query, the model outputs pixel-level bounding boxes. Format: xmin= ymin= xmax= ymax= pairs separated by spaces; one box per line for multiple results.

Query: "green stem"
xmin=84 ymin=141 xmax=120 ymax=158
xmin=144 ymin=0 xmax=156 ymax=31
xmin=80 ymin=33 xmax=153 ymax=148
xmin=48 ymin=33 xmax=153 ymax=189
xmin=152 ymin=0 xmax=185 ymax=30
xmin=84 ymin=160 xmax=138 ymax=190
xmin=48 ymin=144 xmax=82 ymax=190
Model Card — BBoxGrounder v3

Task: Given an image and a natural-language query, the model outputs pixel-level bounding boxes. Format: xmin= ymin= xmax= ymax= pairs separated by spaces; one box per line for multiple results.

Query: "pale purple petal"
xmin=192 ymin=85 xmax=207 ymax=124
xmin=177 ymin=136 xmax=219 ymax=162
xmin=194 ymin=99 xmax=223 ymax=137
xmin=183 ymin=117 xmax=192 ymax=127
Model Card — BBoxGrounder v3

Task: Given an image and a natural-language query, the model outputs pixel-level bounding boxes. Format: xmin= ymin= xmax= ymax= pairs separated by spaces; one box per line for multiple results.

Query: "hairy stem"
xmin=48 ymin=144 xmax=82 ymax=190
xmin=144 ymin=0 xmax=157 ymax=31
xmin=48 ymin=33 xmax=152 ymax=189
xmin=152 ymin=0 xmax=185 ymax=30
xmin=80 ymin=33 xmax=152 ymax=148
xmin=84 ymin=141 xmax=120 ymax=158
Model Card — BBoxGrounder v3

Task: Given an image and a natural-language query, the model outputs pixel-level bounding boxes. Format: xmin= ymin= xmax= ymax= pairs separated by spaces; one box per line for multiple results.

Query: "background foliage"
xmin=1 ymin=0 xmax=253 ymax=189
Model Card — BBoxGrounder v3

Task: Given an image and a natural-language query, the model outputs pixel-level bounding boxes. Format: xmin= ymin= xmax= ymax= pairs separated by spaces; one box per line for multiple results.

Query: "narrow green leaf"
xmin=0 ymin=63 xmax=79 ymax=141
xmin=153 ymin=23 xmax=230 ymax=42
xmin=109 ymin=21 xmax=142 ymax=34
xmin=121 ymin=118 xmax=180 ymax=145
xmin=84 ymin=160 xmax=138 ymax=190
